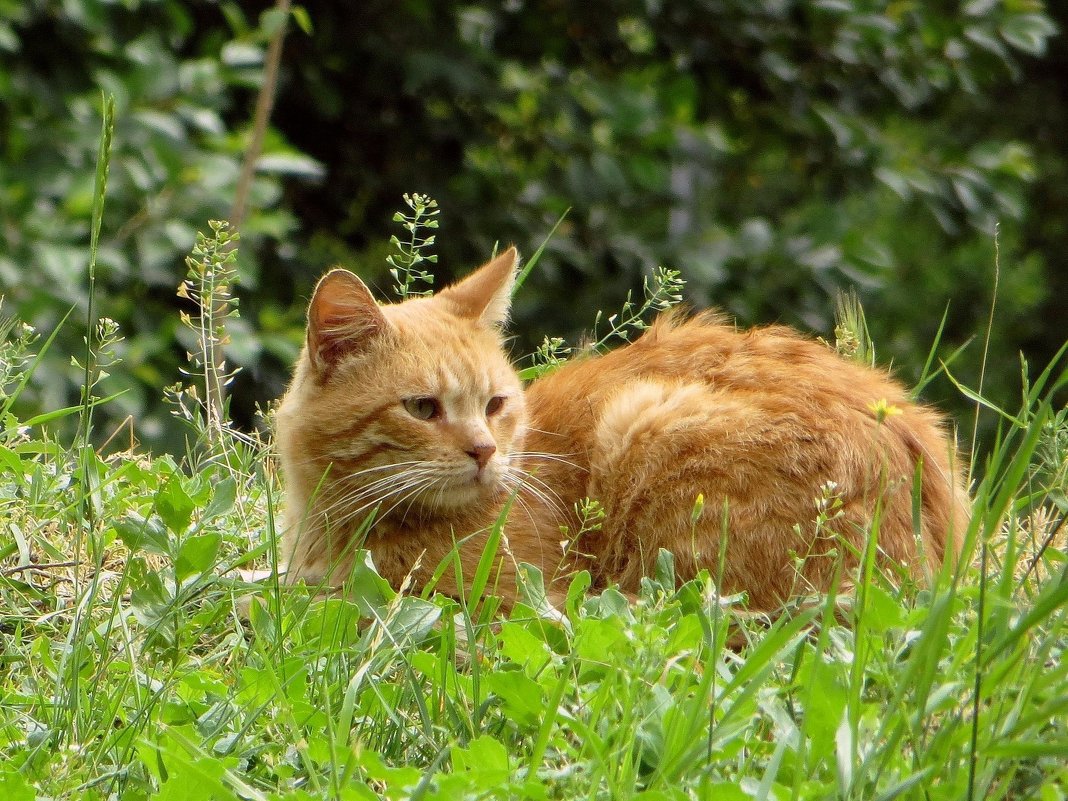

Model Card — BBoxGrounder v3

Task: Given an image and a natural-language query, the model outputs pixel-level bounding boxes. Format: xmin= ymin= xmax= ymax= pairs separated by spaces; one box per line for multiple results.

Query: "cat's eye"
xmin=485 ymin=396 xmax=505 ymax=417
xmin=403 ymin=397 xmax=442 ymax=421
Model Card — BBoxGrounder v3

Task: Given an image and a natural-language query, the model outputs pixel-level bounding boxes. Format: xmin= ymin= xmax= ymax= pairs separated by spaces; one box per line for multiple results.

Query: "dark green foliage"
xmin=0 ymin=1 xmax=313 ymax=449
xmin=0 ymin=0 xmax=1063 ymax=451
xmin=269 ymin=0 xmax=1063 ymax=446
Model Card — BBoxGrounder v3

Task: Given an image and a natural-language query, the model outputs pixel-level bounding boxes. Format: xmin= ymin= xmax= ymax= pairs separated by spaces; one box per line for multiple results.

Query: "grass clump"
xmin=1 ymin=117 xmax=1066 ymax=801
xmin=1 ymin=396 xmax=1066 ymax=799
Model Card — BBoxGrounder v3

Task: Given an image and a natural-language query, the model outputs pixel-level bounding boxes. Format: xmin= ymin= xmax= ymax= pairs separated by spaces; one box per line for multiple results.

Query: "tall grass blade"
xmin=0 ymin=306 xmax=75 ymax=421
xmin=513 ymin=208 xmax=570 ymax=294
xmin=971 ymin=224 xmax=1001 ymax=461
xmin=52 ymin=92 xmax=115 ymax=750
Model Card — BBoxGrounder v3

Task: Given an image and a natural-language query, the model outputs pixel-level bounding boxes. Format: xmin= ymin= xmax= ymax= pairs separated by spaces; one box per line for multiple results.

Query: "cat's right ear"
xmin=306 ymin=269 xmax=389 ymax=374
xmin=437 ymin=246 xmax=518 ymax=328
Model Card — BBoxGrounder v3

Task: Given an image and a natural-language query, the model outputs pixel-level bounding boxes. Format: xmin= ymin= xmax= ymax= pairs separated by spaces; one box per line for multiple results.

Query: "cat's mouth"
xmin=422 ymin=462 xmax=506 ymax=507
xmin=463 ymin=462 xmax=504 ymax=490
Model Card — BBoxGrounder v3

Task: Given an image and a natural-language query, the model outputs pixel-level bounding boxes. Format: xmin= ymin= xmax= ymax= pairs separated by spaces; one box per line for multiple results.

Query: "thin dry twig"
xmin=229 ymin=0 xmax=291 ymax=231
xmin=215 ymin=0 xmax=291 ymax=424
xmin=2 ymin=561 xmax=81 ymax=577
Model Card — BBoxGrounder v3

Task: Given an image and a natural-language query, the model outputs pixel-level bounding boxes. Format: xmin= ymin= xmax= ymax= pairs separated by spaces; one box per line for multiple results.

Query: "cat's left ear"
xmin=437 ymin=246 xmax=518 ymax=327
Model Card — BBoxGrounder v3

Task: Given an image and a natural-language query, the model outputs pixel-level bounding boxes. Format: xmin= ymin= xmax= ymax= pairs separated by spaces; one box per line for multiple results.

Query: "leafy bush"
xmin=271 ymin=0 xmax=1060 ymax=443
xmin=0 ymin=0 xmax=317 ymax=449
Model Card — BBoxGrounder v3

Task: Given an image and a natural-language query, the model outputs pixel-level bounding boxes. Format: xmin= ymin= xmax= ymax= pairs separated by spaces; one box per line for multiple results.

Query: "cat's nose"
xmin=467 ymin=443 xmax=496 ymax=469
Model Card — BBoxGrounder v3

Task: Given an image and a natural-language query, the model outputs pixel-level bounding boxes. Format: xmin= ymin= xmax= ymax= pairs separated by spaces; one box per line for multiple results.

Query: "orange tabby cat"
xmin=276 ymin=248 xmax=969 ymax=610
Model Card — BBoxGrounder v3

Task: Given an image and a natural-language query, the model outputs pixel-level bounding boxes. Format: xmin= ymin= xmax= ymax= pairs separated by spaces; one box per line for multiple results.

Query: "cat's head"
xmin=278 ymin=248 xmax=526 ymax=522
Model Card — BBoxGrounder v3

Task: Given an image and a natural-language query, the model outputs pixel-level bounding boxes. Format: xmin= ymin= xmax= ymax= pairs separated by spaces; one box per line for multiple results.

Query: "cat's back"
xmin=524 ymin=310 xmax=968 ymax=607
xmin=527 ymin=310 xmax=909 ymax=422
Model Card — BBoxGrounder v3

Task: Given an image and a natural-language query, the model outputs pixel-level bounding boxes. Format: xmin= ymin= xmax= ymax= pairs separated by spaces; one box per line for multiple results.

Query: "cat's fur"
xmin=276 ymin=248 xmax=969 ymax=610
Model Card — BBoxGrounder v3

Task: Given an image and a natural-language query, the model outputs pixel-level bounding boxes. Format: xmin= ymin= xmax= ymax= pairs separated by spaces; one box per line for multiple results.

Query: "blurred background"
xmin=0 ymin=0 xmax=1063 ymax=455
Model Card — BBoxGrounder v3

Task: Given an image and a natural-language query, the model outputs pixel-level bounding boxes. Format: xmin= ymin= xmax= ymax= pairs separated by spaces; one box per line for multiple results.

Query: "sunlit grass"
xmin=1 ymin=406 xmax=1065 ymax=799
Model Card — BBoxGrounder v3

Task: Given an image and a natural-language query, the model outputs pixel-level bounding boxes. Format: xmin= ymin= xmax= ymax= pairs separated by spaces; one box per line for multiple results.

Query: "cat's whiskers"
xmin=300 ymin=449 xmax=574 ymax=551
xmin=311 ymin=467 xmax=432 ymax=521
xmin=506 ymin=463 xmax=570 ymax=512
xmin=313 ymin=464 xmax=440 ymax=525
xmin=430 ymin=478 xmax=453 ymax=513
xmin=399 ymin=475 xmax=464 ymax=526
xmin=327 ymin=471 xmax=442 ymax=534
xmin=515 ymin=465 xmax=569 ymax=503
xmin=523 ymin=425 xmax=568 ymax=439
xmin=512 ymin=450 xmax=586 ymax=472
xmin=500 ymin=469 xmax=569 ymax=524
xmin=285 ymin=453 xmax=424 ymax=473
xmin=503 ymin=488 xmax=545 ymax=535
xmin=511 ymin=483 xmax=566 ymax=526
xmin=380 ymin=475 xmax=449 ymax=527
xmin=341 ymin=466 xmax=438 ymax=503
xmin=284 ymin=461 xmax=430 ymax=516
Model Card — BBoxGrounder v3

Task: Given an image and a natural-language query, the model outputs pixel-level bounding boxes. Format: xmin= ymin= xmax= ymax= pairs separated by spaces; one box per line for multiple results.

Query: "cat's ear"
xmin=437 ymin=246 xmax=518 ymax=327
xmin=306 ymin=269 xmax=389 ymax=373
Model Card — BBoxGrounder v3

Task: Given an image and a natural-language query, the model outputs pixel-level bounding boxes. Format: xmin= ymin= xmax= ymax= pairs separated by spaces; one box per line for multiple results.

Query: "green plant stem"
xmin=60 ymin=93 xmax=114 ymax=747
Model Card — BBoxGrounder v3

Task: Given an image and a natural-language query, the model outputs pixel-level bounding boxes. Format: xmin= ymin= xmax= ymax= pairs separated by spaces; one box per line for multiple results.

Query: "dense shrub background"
xmin=0 ymin=0 xmax=1062 ymax=453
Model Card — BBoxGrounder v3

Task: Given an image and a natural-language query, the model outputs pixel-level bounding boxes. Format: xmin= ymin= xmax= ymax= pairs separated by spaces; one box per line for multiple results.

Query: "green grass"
xmin=1 ymin=106 xmax=1066 ymax=801
xmin=0 ymin=390 xmax=1066 ymax=800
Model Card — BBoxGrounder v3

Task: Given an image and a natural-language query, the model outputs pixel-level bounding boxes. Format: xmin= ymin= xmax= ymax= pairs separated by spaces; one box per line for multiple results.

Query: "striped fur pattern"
xmin=276 ymin=249 xmax=969 ymax=610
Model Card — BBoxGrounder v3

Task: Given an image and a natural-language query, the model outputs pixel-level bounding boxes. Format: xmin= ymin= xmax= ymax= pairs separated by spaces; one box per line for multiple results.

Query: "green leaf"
xmin=203 ymin=477 xmax=237 ymax=521
xmin=799 ymin=653 xmax=848 ymax=759
xmin=114 ymin=513 xmax=171 ymax=557
xmin=221 ymin=41 xmax=264 ymax=67
xmin=290 ymin=5 xmax=313 ymax=35
xmin=498 ymin=621 xmax=553 ymax=675
xmin=256 ymin=152 xmax=325 ymax=179
xmin=154 ymin=752 xmax=234 ymax=801
xmin=999 ymin=13 xmax=1057 ymax=56
xmin=565 ymin=570 xmax=591 ymax=617
xmin=0 ymin=305 xmax=75 ymax=422
xmin=345 ymin=549 xmax=396 ymax=615
xmin=698 ymin=783 xmax=748 ymax=800
xmin=469 ymin=513 xmax=504 ymax=606
xmin=484 ymin=670 xmax=546 ymax=727
xmin=155 ymin=474 xmax=196 ymax=534
xmin=176 ymin=532 xmax=222 ymax=581
xmin=261 ymin=8 xmax=288 ymax=36
xmin=872 ymin=768 xmax=935 ymax=801
xmin=586 ymin=587 xmax=635 ymax=622
xmin=858 ymin=583 xmax=905 ymax=633
xmin=984 ymin=739 xmax=1068 ymax=758
xmin=0 ymin=769 xmax=36 ymax=801
xmin=654 ymin=548 xmax=676 ymax=591
xmin=0 ymin=444 xmax=23 ymax=477
xmin=22 ymin=391 xmax=126 ymax=427
xmin=513 ymin=208 xmax=569 ymax=294
xmin=516 ymin=562 xmax=561 ymax=621
xmin=358 ymin=750 xmax=421 ymax=789
xmin=383 ymin=596 xmax=441 ymax=644
xmin=574 ymin=616 xmax=627 ymax=666
xmin=128 ymin=558 xmax=178 ymax=651
xmin=452 ymin=735 xmax=510 ymax=790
